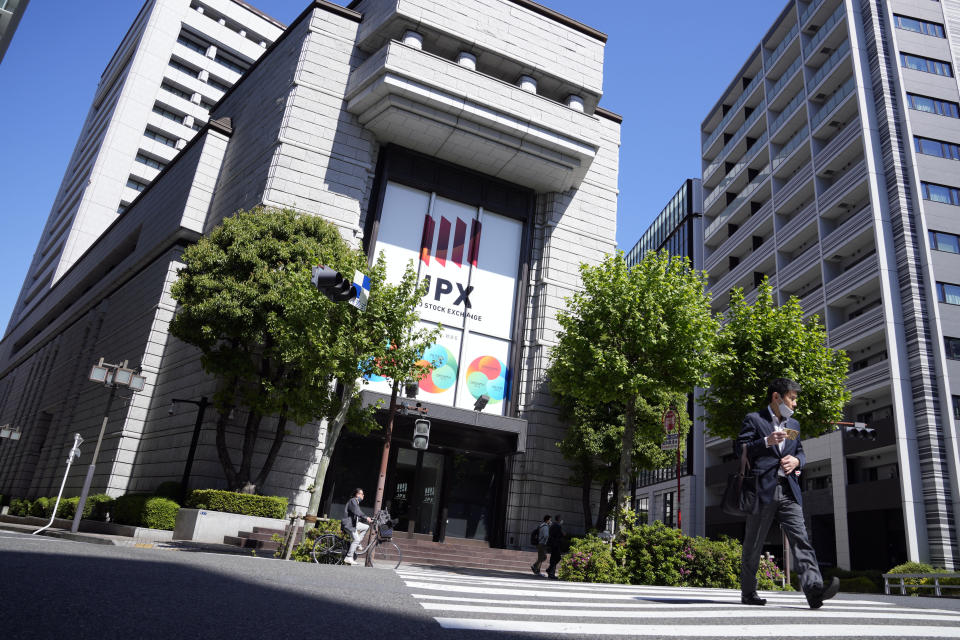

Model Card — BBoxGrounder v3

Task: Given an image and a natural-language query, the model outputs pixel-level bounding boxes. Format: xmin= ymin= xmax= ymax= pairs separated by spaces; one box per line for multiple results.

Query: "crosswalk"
xmin=396 ymin=566 xmax=960 ymax=638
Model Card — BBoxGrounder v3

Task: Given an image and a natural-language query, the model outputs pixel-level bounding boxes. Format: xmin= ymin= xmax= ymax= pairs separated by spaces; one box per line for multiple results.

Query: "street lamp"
xmin=169 ymin=396 xmax=209 ymax=502
xmin=72 ymin=358 xmax=147 ymax=533
xmin=0 ymin=423 xmax=22 ymax=441
xmin=33 ymin=433 xmax=83 ymax=536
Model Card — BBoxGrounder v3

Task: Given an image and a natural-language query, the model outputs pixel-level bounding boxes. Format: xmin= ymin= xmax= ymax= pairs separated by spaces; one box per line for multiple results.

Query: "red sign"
xmin=663 ymin=409 xmax=677 ymax=433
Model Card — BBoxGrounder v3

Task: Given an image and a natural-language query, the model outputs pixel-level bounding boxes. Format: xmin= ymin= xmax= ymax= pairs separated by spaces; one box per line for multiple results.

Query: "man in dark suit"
xmin=736 ymin=378 xmax=839 ymax=609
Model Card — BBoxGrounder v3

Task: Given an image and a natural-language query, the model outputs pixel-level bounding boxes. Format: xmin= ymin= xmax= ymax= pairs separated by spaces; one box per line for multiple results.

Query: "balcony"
xmin=344 ymin=41 xmax=602 ymax=193
xmin=779 ymin=244 xmax=821 ymax=288
xmin=803 ymin=4 xmax=847 ymax=60
xmin=705 ymin=201 xmax=772 ymax=271
xmin=744 ymin=274 xmax=778 ymax=305
xmin=704 ymin=132 xmax=769 ymax=212
xmin=829 ymin=305 xmax=884 ymax=348
xmin=771 ymin=125 xmax=810 ymax=173
xmin=766 ymin=22 xmax=800 ymax=70
xmin=702 ymin=74 xmax=764 ymax=155
xmin=818 ymin=159 xmax=868 ymax=211
xmin=815 ymin=115 xmax=861 ymax=167
xmin=769 ymin=56 xmax=803 ymax=104
xmin=822 ymin=204 xmax=873 ymax=258
xmin=710 ymin=240 xmax=775 ymax=296
xmin=799 ymin=285 xmax=825 ymax=317
xmin=811 ymin=75 xmax=857 ymax=132
xmin=705 ymin=165 xmax=772 ymax=241
xmin=799 ymin=0 xmax=826 ymax=30
xmin=847 ymin=360 xmax=890 ymax=395
xmin=807 ymin=39 xmax=851 ymax=98
xmin=704 ymin=100 xmax=768 ymax=182
xmin=825 ymin=252 xmax=879 ymax=300
xmin=774 ymin=162 xmax=814 ymax=209
xmin=770 ymin=90 xmax=807 ymax=138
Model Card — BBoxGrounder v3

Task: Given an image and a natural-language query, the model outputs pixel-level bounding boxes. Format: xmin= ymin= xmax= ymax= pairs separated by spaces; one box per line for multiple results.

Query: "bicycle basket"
xmin=378 ymin=523 xmax=394 ymax=539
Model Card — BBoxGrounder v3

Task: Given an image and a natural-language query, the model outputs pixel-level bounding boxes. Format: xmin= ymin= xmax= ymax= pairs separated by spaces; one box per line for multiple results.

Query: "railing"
xmin=883 ymin=573 xmax=960 ymax=597
xmin=704 ymin=130 xmax=769 ymax=211
xmin=774 ymin=162 xmax=814 ymax=209
xmin=822 ymin=204 xmax=872 ymax=257
xmin=804 ymin=4 xmax=846 ymax=59
xmin=799 ymin=0 xmax=826 ymax=29
xmin=770 ymin=90 xmax=806 ymax=136
xmin=711 ymin=241 xmax=775 ymax=296
xmin=799 ymin=285 xmax=825 ymax=316
xmin=704 ymin=100 xmax=768 ymax=180
xmin=705 ymin=165 xmax=772 ymax=240
xmin=772 ymin=125 xmax=810 ymax=172
xmin=769 ymin=56 xmax=803 ymax=102
xmin=847 ymin=360 xmax=889 ymax=394
xmin=818 ymin=159 xmax=867 ymax=210
xmin=703 ymin=74 xmax=764 ymax=153
xmin=808 ymin=39 xmax=851 ymax=95
xmin=811 ymin=75 xmax=857 ymax=131
xmin=705 ymin=201 xmax=773 ymax=271
xmin=825 ymin=251 xmax=878 ymax=299
xmin=777 ymin=199 xmax=817 ymax=239
xmin=829 ymin=305 xmax=884 ymax=348
xmin=767 ymin=22 xmax=800 ymax=69
xmin=815 ymin=115 xmax=861 ymax=165
xmin=779 ymin=244 xmax=821 ymax=287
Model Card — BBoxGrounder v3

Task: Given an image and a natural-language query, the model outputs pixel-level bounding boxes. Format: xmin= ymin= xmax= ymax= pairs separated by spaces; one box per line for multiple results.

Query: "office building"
xmin=700 ymin=0 xmax=960 ymax=570
xmin=0 ymin=0 xmax=620 ymax=549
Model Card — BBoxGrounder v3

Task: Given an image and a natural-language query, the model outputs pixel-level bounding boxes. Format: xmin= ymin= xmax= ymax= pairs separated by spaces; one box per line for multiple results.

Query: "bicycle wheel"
xmin=371 ymin=539 xmax=402 ymax=569
xmin=312 ymin=534 xmax=344 ymax=565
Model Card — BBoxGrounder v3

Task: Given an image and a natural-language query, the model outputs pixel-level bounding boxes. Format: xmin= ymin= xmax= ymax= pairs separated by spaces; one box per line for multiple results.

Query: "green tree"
xmin=548 ymin=251 xmax=717 ymax=513
xmin=170 ymin=208 xmax=436 ymax=493
xmin=701 ymin=280 xmax=850 ymax=441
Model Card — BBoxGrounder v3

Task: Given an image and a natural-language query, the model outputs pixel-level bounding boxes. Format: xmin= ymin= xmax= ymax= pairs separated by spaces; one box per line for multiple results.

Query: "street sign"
xmin=663 ymin=409 xmax=677 ymax=433
xmin=349 ymin=271 xmax=371 ymax=311
xmin=661 ymin=433 xmax=679 ymax=451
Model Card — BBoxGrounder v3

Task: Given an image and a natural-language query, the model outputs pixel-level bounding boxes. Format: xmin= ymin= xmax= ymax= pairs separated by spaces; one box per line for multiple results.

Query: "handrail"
xmin=770 ymin=90 xmax=806 ymax=135
xmin=804 ymin=4 xmax=846 ymax=58
xmin=811 ymin=75 xmax=856 ymax=130
xmin=705 ymin=165 xmax=771 ymax=239
xmin=703 ymin=74 xmax=763 ymax=153
xmin=770 ymin=56 xmax=802 ymax=102
xmin=882 ymin=573 xmax=960 ymax=597
xmin=704 ymin=130 xmax=769 ymax=211
xmin=772 ymin=125 xmax=810 ymax=171
xmin=767 ymin=22 xmax=800 ymax=68
xmin=705 ymin=100 xmax=768 ymax=179
xmin=799 ymin=0 xmax=825 ymax=29
xmin=808 ymin=39 xmax=851 ymax=94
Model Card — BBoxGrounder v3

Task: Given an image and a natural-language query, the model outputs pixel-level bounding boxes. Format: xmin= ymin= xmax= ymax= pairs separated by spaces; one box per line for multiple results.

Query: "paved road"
xmin=3 ymin=530 xmax=960 ymax=640
xmin=398 ymin=565 xmax=960 ymax=639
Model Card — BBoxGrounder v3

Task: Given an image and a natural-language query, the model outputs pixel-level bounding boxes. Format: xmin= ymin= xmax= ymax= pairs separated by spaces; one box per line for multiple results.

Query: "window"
xmin=894 ymin=14 xmax=945 ymax=37
xmin=922 ymin=182 xmax=960 ymax=206
xmin=930 ymin=230 xmax=960 ymax=253
xmin=168 ymin=57 xmax=199 ymax=78
xmin=901 ymin=52 xmax=953 ymax=77
xmin=945 ymin=337 xmax=960 ymax=360
xmin=161 ymin=82 xmax=192 ymax=102
xmin=637 ymin=497 xmax=649 ymax=525
xmin=915 ymin=136 xmax=960 ymax=160
xmin=126 ymin=178 xmax=148 ymax=192
xmin=144 ymin=127 xmax=177 ymax=148
xmin=953 ymin=396 xmax=960 ymax=419
xmin=176 ymin=34 xmax=208 ymax=55
xmin=152 ymin=104 xmax=183 ymax=124
xmin=937 ymin=282 xmax=960 ymax=305
xmin=662 ymin=491 xmax=674 ymax=527
xmin=207 ymin=76 xmax=230 ymax=92
xmin=215 ymin=53 xmax=246 ymax=74
xmin=135 ymin=153 xmax=166 ymax=170
xmin=907 ymin=93 xmax=960 ymax=118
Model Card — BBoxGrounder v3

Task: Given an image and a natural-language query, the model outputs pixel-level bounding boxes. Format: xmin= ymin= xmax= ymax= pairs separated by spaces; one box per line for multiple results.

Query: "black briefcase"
xmin=722 ymin=443 xmax=759 ymax=517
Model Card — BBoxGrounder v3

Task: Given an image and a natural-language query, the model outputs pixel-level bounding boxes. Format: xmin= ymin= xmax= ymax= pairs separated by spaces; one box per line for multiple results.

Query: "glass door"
xmin=388 ymin=448 xmax=444 ymax=536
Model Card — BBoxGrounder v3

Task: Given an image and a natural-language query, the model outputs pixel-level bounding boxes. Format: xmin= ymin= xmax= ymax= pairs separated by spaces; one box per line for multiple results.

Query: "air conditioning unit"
xmin=829 ymin=120 xmax=843 ymax=128
xmin=815 ymin=93 xmax=827 ymax=101
xmin=820 ymin=47 xmax=833 ymax=55
xmin=822 ymin=169 xmax=836 ymax=177
xmin=805 ymin=24 xmax=820 ymax=34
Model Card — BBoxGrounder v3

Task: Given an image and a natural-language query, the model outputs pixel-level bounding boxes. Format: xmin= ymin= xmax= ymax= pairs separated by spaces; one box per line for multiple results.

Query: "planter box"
xmin=173 ymin=508 xmax=287 ymax=544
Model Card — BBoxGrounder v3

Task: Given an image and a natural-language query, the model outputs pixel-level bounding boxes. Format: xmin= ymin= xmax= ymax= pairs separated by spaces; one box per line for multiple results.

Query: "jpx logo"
xmin=419 ymin=214 xmax=482 ymax=309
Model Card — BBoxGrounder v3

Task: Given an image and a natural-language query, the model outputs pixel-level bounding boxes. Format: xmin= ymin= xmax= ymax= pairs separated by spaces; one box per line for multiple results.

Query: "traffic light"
xmin=844 ymin=422 xmax=877 ymax=441
xmin=412 ymin=418 xmax=431 ymax=450
xmin=311 ymin=265 xmax=356 ymax=303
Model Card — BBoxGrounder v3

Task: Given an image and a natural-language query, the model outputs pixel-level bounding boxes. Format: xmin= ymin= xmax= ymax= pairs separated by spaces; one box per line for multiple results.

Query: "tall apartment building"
xmin=624 ymin=179 xmax=705 ymax=534
xmin=6 ymin=0 xmax=284 ymax=332
xmin=0 ymin=0 xmax=30 ymax=63
xmin=700 ymin=0 xmax=960 ymax=570
xmin=0 ymin=0 xmax=620 ymax=549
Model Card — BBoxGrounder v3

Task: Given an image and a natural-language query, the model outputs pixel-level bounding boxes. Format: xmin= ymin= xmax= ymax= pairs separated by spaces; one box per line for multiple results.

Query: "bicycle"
xmin=312 ymin=508 xmax=402 ymax=569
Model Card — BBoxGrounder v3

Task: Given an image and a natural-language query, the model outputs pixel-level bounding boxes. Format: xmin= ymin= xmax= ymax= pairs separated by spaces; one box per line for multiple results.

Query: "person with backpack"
xmin=546 ymin=514 xmax=564 ymax=579
xmin=530 ymin=514 xmax=551 ymax=576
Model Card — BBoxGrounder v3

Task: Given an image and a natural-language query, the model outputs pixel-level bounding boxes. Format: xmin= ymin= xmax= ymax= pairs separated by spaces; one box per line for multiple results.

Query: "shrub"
xmin=557 ymin=534 xmax=627 ymax=584
xmin=185 ymin=489 xmax=287 ymax=519
xmin=153 ymin=482 xmax=182 ymax=502
xmin=86 ymin=494 xmax=115 ymax=521
xmin=756 ymin=554 xmax=790 ymax=590
xmin=113 ymin=494 xmax=150 ymax=526
xmin=684 ymin=535 xmax=742 ymax=589
xmin=30 ymin=497 xmax=50 ymax=517
xmin=887 ymin=561 xmax=935 ymax=596
xmin=287 ymin=518 xmax=343 ymax=562
xmin=10 ymin=498 xmax=31 ymax=516
xmin=141 ymin=497 xmax=179 ymax=530
xmin=620 ymin=520 xmax=686 ymax=586
xmin=56 ymin=497 xmax=80 ymax=519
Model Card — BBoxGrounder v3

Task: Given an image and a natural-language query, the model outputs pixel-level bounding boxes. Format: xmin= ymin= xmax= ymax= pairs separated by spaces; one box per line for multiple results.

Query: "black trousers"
xmin=741 ymin=482 xmax=822 ymax=596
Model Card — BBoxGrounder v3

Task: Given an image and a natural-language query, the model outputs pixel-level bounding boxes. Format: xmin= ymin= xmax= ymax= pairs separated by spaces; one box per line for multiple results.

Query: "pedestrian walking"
xmin=530 ymin=514 xmax=551 ymax=576
xmin=546 ymin=514 xmax=564 ymax=579
xmin=736 ymin=378 xmax=839 ymax=608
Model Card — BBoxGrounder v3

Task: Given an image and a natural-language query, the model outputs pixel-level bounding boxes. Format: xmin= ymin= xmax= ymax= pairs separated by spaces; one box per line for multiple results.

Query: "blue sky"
xmin=0 ymin=1 xmax=785 ymax=334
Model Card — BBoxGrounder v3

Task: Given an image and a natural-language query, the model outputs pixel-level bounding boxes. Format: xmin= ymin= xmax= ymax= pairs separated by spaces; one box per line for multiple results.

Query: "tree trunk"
xmin=595 ymin=476 xmax=614 ymax=533
xmin=618 ymin=397 xmax=636 ymax=514
xmin=305 ymin=379 xmax=356 ymax=524
xmin=214 ymin=379 xmax=239 ymax=490
xmin=579 ymin=457 xmax=594 ymax=531
xmin=253 ymin=406 xmax=288 ymax=489
xmin=237 ymin=410 xmax=262 ymax=490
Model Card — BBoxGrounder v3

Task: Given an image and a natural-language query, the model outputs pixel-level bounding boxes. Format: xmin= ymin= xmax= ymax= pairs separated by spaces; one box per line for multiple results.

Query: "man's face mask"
xmin=778 ymin=394 xmax=795 ymax=420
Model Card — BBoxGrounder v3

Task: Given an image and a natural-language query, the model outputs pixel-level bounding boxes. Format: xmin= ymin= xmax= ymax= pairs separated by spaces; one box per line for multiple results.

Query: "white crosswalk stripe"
xmin=397 ymin=566 xmax=960 ymax=638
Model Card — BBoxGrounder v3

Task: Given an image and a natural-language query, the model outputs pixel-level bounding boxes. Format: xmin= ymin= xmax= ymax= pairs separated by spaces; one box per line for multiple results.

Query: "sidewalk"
xmin=0 ymin=518 xmax=259 ymax=555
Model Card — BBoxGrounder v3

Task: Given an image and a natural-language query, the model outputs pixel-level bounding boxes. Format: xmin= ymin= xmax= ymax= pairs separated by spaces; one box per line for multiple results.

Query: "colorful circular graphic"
xmin=465 ymin=355 xmax=507 ymax=403
xmin=418 ymin=344 xmax=458 ymax=393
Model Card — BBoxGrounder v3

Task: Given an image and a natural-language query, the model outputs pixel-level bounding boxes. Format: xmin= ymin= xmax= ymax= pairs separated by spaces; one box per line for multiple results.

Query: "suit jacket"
xmin=735 ymin=407 xmax=806 ymax=506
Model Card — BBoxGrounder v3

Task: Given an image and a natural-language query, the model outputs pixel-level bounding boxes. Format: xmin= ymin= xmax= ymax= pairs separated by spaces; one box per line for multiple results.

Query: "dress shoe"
xmin=741 ymin=593 xmax=767 ymax=606
xmin=805 ymin=576 xmax=840 ymax=609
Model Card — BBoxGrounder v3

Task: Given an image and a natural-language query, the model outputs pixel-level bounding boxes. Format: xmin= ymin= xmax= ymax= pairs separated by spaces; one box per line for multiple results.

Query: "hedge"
xmin=30 ymin=497 xmax=51 ymax=517
xmin=9 ymin=498 xmax=31 ymax=516
xmin=112 ymin=494 xmax=179 ymax=530
xmin=113 ymin=495 xmax=150 ymax=526
xmin=185 ymin=489 xmax=287 ymax=519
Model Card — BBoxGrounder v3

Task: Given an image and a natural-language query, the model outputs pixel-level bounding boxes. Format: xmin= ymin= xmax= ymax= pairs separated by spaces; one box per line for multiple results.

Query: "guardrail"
xmin=883 ymin=573 xmax=960 ymax=597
